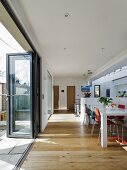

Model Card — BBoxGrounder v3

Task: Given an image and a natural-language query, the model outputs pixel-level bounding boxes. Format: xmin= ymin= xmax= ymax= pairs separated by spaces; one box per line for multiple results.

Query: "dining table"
xmin=100 ymin=107 xmax=127 ymax=147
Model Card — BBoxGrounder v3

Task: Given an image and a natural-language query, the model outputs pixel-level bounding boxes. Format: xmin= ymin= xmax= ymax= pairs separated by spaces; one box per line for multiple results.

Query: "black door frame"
xmin=32 ymin=53 xmax=40 ymax=137
xmin=6 ymin=52 xmax=40 ymax=138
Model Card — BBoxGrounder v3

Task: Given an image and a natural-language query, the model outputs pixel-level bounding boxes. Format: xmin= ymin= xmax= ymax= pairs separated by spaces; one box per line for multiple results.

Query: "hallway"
xmin=21 ymin=113 xmax=127 ymax=170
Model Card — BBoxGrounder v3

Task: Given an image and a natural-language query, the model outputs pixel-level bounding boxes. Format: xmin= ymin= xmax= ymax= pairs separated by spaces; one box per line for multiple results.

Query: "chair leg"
xmin=98 ymin=128 xmax=101 ymax=143
xmin=116 ymin=125 xmax=120 ymax=142
xmin=112 ymin=124 xmax=118 ymax=136
xmin=88 ymin=115 xmax=90 ymax=125
xmin=91 ymin=121 xmax=96 ymax=135
xmin=109 ymin=125 xmax=112 ymax=133
xmin=122 ymin=125 xmax=124 ymax=144
xmin=107 ymin=125 xmax=112 ymax=137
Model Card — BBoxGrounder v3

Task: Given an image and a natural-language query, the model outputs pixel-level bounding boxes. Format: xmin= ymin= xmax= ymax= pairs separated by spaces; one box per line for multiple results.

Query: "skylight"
xmin=93 ymin=65 xmax=127 ymax=84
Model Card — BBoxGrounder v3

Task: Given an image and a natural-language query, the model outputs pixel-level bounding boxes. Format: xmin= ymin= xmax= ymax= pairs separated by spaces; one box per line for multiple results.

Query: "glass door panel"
xmin=7 ymin=53 xmax=33 ymax=138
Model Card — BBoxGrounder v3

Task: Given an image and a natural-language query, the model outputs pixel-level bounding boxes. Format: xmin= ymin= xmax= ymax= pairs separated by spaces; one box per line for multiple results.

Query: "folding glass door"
xmin=6 ymin=52 xmax=39 ymax=138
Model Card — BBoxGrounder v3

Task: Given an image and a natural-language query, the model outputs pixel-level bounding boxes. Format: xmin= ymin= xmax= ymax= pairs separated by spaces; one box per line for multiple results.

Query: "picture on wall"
xmin=94 ymin=85 xmax=100 ymax=97
xmin=106 ymin=89 xmax=110 ymax=97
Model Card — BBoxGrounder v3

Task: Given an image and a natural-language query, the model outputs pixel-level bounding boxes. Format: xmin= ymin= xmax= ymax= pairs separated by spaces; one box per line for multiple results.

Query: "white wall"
xmin=54 ymin=77 xmax=85 ymax=110
xmin=91 ymin=80 xmax=116 ymax=98
xmin=91 ymin=68 xmax=127 ymax=97
xmin=40 ymin=57 xmax=53 ymax=132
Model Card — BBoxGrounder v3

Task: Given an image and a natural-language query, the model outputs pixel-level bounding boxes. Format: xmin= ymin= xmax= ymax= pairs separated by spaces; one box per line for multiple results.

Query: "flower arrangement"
xmin=98 ymin=97 xmax=112 ymax=106
xmin=111 ymin=102 xmax=117 ymax=108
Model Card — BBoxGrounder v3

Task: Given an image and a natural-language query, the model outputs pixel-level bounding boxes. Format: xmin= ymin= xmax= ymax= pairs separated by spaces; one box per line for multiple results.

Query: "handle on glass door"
xmin=6 ymin=94 xmax=15 ymax=102
xmin=7 ymin=95 xmax=15 ymax=97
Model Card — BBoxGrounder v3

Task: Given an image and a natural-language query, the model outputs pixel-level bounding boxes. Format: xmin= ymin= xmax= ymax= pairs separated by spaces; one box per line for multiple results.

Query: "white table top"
xmin=101 ymin=108 xmax=127 ymax=116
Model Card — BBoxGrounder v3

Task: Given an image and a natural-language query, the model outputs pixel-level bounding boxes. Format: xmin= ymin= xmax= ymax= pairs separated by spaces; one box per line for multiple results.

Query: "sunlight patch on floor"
xmin=36 ymin=138 xmax=59 ymax=145
xmin=48 ymin=114 xmax=80 ymax=122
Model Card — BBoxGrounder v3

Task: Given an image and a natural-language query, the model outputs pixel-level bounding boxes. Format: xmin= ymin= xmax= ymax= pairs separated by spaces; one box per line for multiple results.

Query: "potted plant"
xmin=98 ymin=97 xmax=112 ymax=106
xmin=84 ymin=92 xmax=91 ymax=98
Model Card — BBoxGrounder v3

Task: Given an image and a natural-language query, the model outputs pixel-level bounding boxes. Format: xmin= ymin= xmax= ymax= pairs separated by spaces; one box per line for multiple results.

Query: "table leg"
xmin=101 ymin=113 xmax=107 ymax=147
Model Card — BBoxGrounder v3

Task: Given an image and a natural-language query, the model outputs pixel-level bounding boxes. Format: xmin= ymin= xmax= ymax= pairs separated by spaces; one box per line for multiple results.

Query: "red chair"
xmin=118 ymin=104 xmax=125 ymax=109
xmin=91 ymin=108 xmax=116 ymax=139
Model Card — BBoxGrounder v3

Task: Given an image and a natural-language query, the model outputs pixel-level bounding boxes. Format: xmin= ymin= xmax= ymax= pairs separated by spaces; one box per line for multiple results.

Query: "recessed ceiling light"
xmin=88 ymin=70 xmax=92 ymax=74
xmin=64 ymin=13 xmax=69 ymax=17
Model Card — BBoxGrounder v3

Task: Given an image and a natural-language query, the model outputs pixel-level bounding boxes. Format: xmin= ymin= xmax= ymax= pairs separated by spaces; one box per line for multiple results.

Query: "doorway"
xmin=6 ymin=52 xmax=40 ymax=138
xmin=53 ymin=86 xmax=59 ymax=110
xmin=67 ymin=86 xmax=75 ymax=111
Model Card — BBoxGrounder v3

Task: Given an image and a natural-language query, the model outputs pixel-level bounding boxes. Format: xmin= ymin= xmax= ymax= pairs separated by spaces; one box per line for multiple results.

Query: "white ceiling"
xmin=9 ymin=0 xmax=127 ymax=78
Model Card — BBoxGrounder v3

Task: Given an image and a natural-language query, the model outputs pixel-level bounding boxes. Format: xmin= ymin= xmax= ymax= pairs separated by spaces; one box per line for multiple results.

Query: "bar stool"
xmin=113 ymin=104 xmax=125 ymax=143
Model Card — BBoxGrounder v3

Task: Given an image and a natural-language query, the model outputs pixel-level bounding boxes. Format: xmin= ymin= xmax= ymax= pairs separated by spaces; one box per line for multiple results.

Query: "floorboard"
xmin=21 ymin=113 xmax=127 ymax=170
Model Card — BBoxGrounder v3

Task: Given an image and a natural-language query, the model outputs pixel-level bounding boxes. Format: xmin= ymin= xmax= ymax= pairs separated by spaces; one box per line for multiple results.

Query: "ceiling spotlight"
xmin=64 ymin=13 xmax=69 ymax=17
xmin=87 ymin=70 xmax=92 ymax=74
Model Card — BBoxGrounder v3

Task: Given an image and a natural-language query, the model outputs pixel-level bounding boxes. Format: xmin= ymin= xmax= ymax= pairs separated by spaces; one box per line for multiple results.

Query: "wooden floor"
xmin=21 ymin=113 xmax=127 ymax=170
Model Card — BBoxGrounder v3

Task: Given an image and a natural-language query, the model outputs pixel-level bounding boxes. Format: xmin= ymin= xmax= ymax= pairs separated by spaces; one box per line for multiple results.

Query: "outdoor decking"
xmin=0 ymin=127 xmax=33 ymax=170
xmin=21 ymin=113 xmax=127 ymax=170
